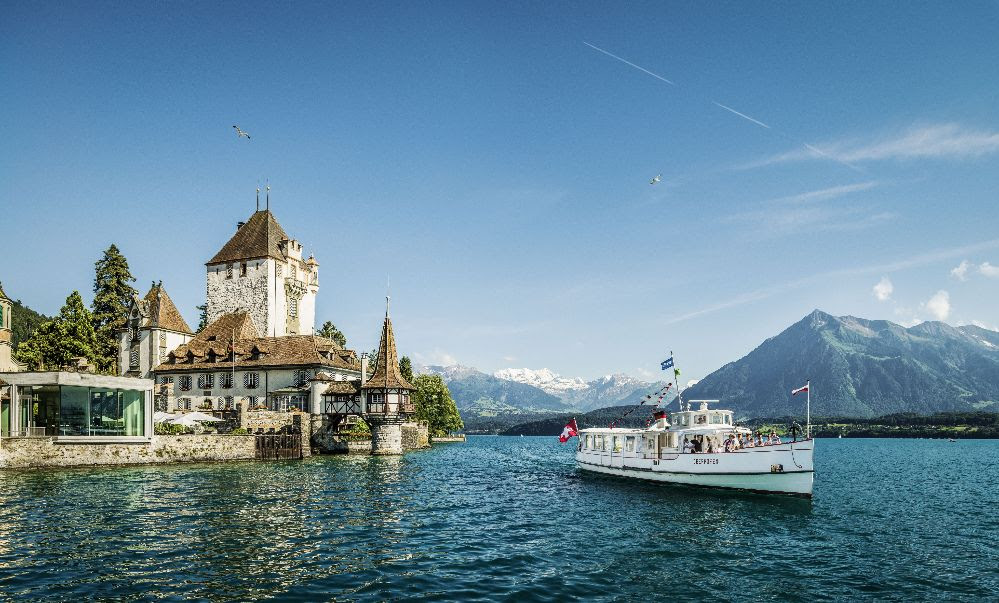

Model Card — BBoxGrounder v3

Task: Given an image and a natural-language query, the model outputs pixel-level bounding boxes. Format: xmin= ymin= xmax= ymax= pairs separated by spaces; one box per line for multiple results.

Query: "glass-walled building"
xmin=0 ymin=372 xmax=152 ymax=442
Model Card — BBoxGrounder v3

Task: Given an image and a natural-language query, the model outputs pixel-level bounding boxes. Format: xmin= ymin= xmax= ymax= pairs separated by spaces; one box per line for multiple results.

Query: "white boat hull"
xmin=576 ymin=441 xmax=814 ymax=497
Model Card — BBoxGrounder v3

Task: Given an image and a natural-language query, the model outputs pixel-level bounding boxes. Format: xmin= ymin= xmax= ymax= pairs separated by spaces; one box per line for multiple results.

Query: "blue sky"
xmin=4 ymin=1 xmax=999 ymax=382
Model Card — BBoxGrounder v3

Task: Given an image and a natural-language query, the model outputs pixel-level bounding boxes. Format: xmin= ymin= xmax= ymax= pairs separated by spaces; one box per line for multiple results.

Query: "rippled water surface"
xmin=1 ymin=437 xmax=997 ymax=601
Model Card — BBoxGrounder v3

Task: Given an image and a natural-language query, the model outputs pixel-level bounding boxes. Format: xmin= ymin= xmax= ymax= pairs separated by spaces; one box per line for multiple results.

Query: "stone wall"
xmin=0 ymin=435 xmax=256 ymax=469
xmin=241 ymin=409 xmax=311 ymax=457
xmin=402 ymin=421 xmax=430 ymax=450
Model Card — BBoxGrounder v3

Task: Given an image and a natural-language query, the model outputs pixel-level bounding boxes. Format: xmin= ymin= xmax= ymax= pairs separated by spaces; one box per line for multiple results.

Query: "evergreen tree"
xmin=196 ymin=304 xmax=209 ymax=332
xmin=92 ymin=244 xmax=136 ymax=373
xmin=368 ymin=347 xmax=379 ymax=373
xmin=317 ymin=320 xmax=347 ymax=347
xmin=9 ymin=298 xmax=49 ymax=350
xmin=399 ymin=355 xmax=414 ymax=383
xmin=411 ymin=374 xmax=464 ymax=437
xmin=16 ymin=291 xmax=100 ymax=370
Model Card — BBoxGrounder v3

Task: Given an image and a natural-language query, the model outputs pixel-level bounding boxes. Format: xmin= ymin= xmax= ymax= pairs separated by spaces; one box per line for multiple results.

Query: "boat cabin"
xmin=670 ymin=400 xmax=734 ymax=429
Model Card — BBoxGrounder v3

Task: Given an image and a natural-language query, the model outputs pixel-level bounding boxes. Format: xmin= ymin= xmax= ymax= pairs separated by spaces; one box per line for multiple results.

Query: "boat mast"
xmin=806 ymin=379 xmax=811 ymax=440
xmin=672 ymin=349 xmax=685 ymax=411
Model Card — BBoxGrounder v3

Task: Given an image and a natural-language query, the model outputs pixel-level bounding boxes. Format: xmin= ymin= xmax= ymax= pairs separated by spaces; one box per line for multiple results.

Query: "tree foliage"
xmin=368 ymin=347 xmax=379 ymax=373
xmin=16 ymin=291 xmax=99 ymax=370
xmin=9 ymin=298 xmax=49 ymax=350
xmin=195 ymin=304 xmax=209 ymax=333
xmin=411 ymin=374 xmax=464 ymax=437
xmin=92 ymin=244 xmax=136 ymax=373
xmin=317 ymin=321 xmax=347 ymax=347
xmin=399 ymin=356 xmax=414 ymax=382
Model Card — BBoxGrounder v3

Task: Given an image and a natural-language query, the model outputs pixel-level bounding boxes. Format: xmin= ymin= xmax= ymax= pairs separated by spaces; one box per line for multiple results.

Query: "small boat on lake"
xmin=575 ymin=400 xmax=814 ymax=498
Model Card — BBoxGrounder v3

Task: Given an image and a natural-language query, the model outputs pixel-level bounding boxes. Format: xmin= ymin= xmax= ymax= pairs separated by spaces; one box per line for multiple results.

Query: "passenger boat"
xmin=575 ymin=400 xmax=814 ymax=497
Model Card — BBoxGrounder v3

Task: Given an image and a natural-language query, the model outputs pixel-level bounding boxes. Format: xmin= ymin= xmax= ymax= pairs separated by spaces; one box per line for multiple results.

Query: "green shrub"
xmin=230 ymin=427 xmax=248 ymax=435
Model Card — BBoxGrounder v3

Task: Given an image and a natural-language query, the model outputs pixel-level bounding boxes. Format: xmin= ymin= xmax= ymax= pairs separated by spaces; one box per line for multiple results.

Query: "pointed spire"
xmin=266 ymin=182 xmax=270 ymax=210
xmin=362 ymin=305 xmax=413 ymax=391
xmin=256 ymin=186 xmax=260 ymax=211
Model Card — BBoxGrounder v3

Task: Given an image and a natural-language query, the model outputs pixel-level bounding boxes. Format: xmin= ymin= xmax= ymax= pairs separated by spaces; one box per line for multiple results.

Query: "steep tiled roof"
xmin=152 ymin=312 xmax=361 ymax=372
xmin=143 ymin=284 xmax=193 ymax=334
xmin=362 ymin=316 xmax=413 ymax=390
xmin=325 ymin=380 xmax=361 ymax=395
xmin=207 ymin=210 xmax=290 ymax=265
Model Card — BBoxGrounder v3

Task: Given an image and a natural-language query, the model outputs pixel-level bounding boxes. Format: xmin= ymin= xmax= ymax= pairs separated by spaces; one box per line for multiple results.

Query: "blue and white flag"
xmin=661 ymin=357 xmax=674 ymax=371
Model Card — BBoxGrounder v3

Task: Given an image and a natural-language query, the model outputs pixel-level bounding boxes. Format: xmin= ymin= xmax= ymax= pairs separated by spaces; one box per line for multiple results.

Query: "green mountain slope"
xmin=683 ymin=310 xmax=999 ymax=418
xmin=11 ymin=299 xmax=50 ymax=350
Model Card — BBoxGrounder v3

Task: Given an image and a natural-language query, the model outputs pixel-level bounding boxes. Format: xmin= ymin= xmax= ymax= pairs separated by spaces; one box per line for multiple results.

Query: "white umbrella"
xmin=153 ymin=412 xmax=174 ymax=423
xmin=169 ymin=411 xmax=223 ymax=426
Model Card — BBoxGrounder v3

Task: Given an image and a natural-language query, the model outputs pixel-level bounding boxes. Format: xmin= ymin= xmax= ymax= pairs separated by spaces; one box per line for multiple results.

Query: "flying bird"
xmin=650 ymin=173 xmax=662 ymax=185
xmin=232 ymin=125 xmax=251 ymax=140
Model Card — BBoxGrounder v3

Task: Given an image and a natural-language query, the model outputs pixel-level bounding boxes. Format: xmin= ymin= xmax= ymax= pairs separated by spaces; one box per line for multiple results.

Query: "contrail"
xmin=583 ymin=41 xmax=675 ymax=86
xmin=583 ymin=41 xmax=866 ymax=174
xmin=711 ymin=101 xmax=770 ymax=129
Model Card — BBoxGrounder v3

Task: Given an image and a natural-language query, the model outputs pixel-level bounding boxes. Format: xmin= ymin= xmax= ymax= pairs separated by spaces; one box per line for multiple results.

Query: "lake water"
xmin=0 ymin=437 xmax=996 ymax=601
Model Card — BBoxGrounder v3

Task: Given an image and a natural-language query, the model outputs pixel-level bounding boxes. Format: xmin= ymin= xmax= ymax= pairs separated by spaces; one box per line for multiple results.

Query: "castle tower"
xmin=0 ymin=283 xmax=26 ymax=372
xmin=362 ymin=297 xmax=414 ymax=455
xmin=205 ymin=209 xmax=319 ymax=338
xmin=119 ymin=282 xmax=194 ymax=379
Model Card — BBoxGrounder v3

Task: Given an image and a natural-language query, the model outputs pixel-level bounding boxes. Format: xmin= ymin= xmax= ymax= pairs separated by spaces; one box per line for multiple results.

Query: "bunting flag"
xmin=661 ymin=357 xmax=674 ymax=371
xmin=674 ymin=367 xmax=681 ymax=377
xmin=558 ymin=419 xmax=579 ymax=443
xmin=792 ymin=384 xmax=809 ymax=396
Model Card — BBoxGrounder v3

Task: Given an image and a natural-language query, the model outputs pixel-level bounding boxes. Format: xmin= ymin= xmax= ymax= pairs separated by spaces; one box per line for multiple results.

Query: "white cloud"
xmin=771 ymin=181 xmax=880 ymax=204
xmin=412 ymin=349 xmax=458 ymax=367
xmin=663 ymin=237 xmax=999 ymax=326
xmin=754 ymin=123 xmax=999 ymax=167
xmin=979 ymin=262 xmax=999 ymax=278
xmin=924 ymin=290 xmax=951 ymax=321
xmin=872 ymin=277 xmax=894 ymax=301
xmin=950 ymin=260 xmax=971 ymax=280
xmin=502 ymin=355 xmax=517 ymax=362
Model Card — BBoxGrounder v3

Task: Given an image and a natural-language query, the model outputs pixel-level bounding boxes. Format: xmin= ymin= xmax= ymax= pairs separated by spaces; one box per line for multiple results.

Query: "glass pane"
xmin=91 ymin=388 xmax=123 ymax=436
xmin=60 ymin=386 xmax=90 ymax=436
xmin=1 ymin=400 xmax=8 ymax=437
xmin=121 ymin=389 xmax=145 ymax=436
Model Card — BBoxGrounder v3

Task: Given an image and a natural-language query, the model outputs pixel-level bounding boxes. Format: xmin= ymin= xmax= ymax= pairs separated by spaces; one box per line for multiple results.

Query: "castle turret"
xmin=361 ymin=297 xmax=414 ymax=455
xmin=119 ymin=282 xmax=193 ymax=380
xmin=0 ymin=283 xmax=26 ymax=372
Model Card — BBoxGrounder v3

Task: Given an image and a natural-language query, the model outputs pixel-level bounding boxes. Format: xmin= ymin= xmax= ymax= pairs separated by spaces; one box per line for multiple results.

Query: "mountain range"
xmin=683 ymin=310 xmax=999 ymax=419
xmin=422 ymin=310 xmax=999 ymax=433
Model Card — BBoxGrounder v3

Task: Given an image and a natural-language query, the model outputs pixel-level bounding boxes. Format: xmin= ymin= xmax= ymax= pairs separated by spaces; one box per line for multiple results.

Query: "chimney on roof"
xmin=237 ymin=221 xmax=245 ymax=231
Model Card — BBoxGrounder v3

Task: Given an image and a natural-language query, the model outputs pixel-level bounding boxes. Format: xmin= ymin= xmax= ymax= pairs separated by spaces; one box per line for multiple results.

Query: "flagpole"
xmin=672 ymin=349 xmax=685 ymax=411
xmin=806 ymin=379 xmax=811 ymax=440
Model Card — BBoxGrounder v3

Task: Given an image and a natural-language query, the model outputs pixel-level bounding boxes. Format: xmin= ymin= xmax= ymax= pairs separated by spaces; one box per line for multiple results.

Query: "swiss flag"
xmin=558 ymin=418 xmax=579 ymax=443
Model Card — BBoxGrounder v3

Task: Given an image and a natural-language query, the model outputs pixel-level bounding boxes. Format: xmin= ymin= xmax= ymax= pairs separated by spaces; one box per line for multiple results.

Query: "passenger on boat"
xmin=723 ymin=436 xmax=734 ymax=452
xmin=683 ymin=438 xmax=694 ymax=453
xmin=743 ymin=434 xmax=755 ymax=448
xmin=769 ymin=431 xmax=782 ymax=445
xmin=755 ymin=432 xmax=765 ymax=446
xmin=693 ymin=435 xmax=703 ymax=453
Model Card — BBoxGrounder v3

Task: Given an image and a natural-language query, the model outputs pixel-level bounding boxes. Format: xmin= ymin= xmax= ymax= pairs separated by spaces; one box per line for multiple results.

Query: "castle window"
xmin=276 ymin=264 xmax=283 ymax=277
xmin=129 ymin=348 xmax=139 ymax=368
xmin=289 ymin=298 xmax=298 ymax=318
xmin=240 ymin=262 xmax=247 ymax=277
xmin=226 ymin=264 xmax=233 ymax=279
xmin=179 ymin=376 xmax=192 ymax=391
xmin=294 ymin=369 xmax=310 ymax=387
xmin=220 ymin=373 xmax=233 ymax=389
xmin=291 ymin=266 xmax=297 ymax=279
xmin=197 ymin=373 xmax=214 ymax=389
xmin=243 ymin=372 xmax=259 ymax=389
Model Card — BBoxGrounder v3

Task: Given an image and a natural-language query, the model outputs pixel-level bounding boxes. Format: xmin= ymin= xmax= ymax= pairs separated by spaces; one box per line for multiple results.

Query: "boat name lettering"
xmin=694 ymin=458 xmax=719 ymax=465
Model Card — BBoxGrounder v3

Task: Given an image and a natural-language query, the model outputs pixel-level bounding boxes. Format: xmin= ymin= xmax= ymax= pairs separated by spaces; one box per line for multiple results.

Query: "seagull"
xmin=649 ymin=173 xmax=662 ymax=185
xmin=233 ymin=125 xmax=251 ymax=140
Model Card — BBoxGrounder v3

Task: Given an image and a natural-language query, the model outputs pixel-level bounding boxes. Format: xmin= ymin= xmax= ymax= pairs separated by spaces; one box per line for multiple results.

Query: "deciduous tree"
xmin=317 ymin=321 xmax=347 ymax=347
xmin=16 ymin=291 xmax=100 ymax=370
xmin=411 ymin=374 xmax=463 ymax=437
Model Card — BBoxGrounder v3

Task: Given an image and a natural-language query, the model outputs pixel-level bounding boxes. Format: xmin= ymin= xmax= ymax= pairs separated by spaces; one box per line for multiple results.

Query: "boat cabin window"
xmin=598 ymin=435 xmax=605 ymax=451
xmin=724 ymin=415 xmax=732 ymax=425
xmin=696 ymin=414 xmax=706 ymax=424
xmin=612 ymin=436 xmax=621 ymax=452
xmin=646 ymin=436 xmax=655 ymax=453
xmin=673 ymin=414 xmax=688 ymax=426
xmin=710 ymin=414 xmax=722 ymax=425
xmin=625 ymin=436 xmax=635 ymax=452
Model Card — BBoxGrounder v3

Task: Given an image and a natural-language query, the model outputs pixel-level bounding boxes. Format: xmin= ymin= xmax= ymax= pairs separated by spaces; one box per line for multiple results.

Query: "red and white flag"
xmin=792 ymin=383 xmax=809 ymax=396
xmin=558 ymin=418 xmax=579 ymax=443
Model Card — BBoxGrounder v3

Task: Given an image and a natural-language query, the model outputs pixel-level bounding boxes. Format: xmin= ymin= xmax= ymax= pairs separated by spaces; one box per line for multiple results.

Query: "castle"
xmin=118 ymin=206 xmax=415 ymax=453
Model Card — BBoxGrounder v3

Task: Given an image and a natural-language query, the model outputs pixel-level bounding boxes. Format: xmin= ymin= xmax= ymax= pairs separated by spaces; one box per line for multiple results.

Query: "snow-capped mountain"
xmin=493 ymin=368 xmax=667 ymax=411
xmin=492 ymin=368 xmax=588 ymax=396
